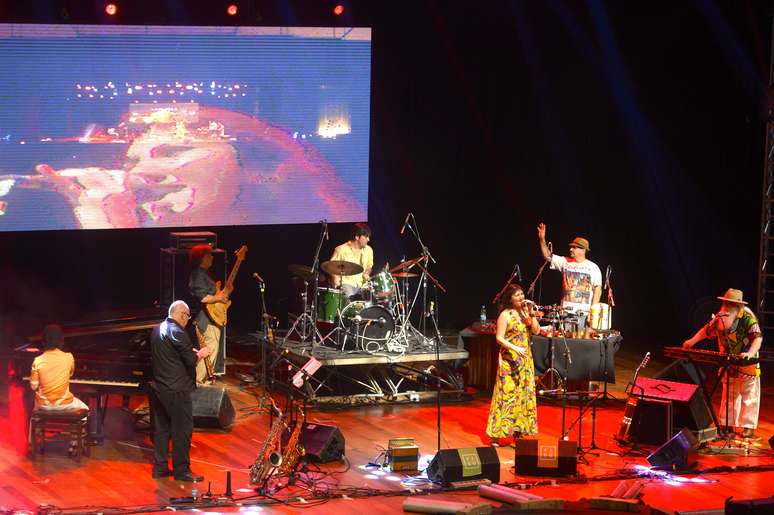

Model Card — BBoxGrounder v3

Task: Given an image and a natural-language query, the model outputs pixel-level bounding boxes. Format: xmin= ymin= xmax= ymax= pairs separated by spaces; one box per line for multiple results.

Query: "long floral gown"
xmin=485 ymin=315 xmax=538 ymax=438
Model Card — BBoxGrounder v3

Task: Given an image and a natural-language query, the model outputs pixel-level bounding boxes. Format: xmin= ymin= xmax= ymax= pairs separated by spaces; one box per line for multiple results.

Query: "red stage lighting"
xmin=227 ymin=4 xmax=238 ymax=16
xmin=333 ymin=4 xmax=344 ymax=16
xmin=105 ymin=3 xmax=117 ymax=16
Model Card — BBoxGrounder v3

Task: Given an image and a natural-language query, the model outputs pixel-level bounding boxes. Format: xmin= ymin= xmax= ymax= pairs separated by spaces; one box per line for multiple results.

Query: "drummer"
xmin=329 ymin=223 xmax=374 ymax=298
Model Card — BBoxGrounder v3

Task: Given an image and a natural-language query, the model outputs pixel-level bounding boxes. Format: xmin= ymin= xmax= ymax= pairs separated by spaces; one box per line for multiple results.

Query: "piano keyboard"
xmin=22 ymin=377 xmax=141 ymax=388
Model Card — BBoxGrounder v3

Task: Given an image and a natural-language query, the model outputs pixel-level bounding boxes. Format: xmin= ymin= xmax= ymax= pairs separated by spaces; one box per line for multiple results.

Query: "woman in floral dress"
xmin=486 ymin=284 xmax=539 ymax=444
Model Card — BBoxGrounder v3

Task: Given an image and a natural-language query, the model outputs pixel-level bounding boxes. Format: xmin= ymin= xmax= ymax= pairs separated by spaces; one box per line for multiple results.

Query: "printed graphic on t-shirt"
xmin=563 ymin=270 xmax=593 ymax=307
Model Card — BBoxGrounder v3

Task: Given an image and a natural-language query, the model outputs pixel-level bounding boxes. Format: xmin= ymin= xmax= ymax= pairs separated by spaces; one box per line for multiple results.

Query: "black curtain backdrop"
xmin=0 ymin=1 xmax=771 ymax=353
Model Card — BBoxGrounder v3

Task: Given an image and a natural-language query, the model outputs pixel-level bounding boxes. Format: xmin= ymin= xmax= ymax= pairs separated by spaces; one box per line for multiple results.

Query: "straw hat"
xmin=717 ymin=288 xmax=747 ymax=305
xmin=569 ymin=237 xmax=590 ymax=251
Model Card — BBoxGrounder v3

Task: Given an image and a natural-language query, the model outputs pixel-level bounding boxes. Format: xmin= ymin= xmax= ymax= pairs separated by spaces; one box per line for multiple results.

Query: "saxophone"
xmin=278 ymin=406 xmax=306 ymax=476
xmin=249 ymin=398 xmax=285 ymax=485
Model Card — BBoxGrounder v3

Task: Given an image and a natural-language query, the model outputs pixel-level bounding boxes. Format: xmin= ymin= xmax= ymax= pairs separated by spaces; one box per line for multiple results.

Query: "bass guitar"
xmin=205 ymin=245 xmax=248 ymax=327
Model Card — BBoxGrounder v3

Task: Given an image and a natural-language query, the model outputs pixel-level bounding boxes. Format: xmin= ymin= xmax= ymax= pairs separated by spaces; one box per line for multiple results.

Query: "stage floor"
xmin=2 ymin=345 xmax=774 ymax=514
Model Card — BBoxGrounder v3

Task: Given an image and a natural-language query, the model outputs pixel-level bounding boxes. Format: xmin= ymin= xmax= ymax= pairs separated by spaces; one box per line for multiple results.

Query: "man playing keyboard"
xmin=683 ymin=288 xmax=762 ymax=439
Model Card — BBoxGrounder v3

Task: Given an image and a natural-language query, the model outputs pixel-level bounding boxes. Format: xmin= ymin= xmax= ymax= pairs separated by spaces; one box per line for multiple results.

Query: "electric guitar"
xmin=205 ymin=245 xmax=248 ymax=327
xmin=616 ymin=351 xmax=650 ymax=443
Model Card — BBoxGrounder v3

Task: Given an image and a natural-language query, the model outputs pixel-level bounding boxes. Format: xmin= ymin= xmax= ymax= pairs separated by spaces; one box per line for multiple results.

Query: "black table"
xmin=458 ymin=324 xmax=622 ymax=390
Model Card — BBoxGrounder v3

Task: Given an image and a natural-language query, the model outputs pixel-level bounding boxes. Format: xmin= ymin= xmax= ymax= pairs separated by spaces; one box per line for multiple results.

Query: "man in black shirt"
xmin=150 ymin=300 xmax=211 ymax=482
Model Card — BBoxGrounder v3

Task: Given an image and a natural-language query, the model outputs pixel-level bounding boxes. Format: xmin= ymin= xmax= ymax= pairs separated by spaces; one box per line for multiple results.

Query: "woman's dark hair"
xmin=352 ymin=223 xmax=371 ymax=239
xmin=498 ymin=284 xmax=524 ymax=314
xmin=42 ymin=323 xmax=64 ymax=350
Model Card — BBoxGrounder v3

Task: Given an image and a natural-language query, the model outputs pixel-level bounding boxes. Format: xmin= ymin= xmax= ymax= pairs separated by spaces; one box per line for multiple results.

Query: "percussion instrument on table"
xmin=590 ymin=303 xmax=612 ymax=330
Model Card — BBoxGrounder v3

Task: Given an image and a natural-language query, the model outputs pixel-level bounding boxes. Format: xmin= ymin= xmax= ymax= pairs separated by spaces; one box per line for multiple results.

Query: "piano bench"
xmin=29 ymin=408 xmax=90 ymax=462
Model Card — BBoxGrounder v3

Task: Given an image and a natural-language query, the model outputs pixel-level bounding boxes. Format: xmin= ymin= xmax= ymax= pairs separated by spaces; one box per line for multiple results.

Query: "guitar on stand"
xmin=615 ymin=352 xmax=650 ymax=444
xmin=205 ymin=245 xmax=248 ymax=327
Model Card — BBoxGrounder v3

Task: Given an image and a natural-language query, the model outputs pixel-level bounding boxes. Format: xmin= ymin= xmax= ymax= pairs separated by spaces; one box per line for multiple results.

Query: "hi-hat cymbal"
xmin=392 ymin=272 xmax=419 ymax=278
xmin=389 ymin=256 xmax=425 ymax=273
xmin=288 ymin=264 xmax=315 ymax=280
xmin=321 ymin=260 xmax=364 ymax=276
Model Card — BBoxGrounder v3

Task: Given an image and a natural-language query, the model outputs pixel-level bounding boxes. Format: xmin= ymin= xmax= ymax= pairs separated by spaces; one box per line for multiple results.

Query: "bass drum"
xmin=341 ymin=302 xmax=395 ymax=342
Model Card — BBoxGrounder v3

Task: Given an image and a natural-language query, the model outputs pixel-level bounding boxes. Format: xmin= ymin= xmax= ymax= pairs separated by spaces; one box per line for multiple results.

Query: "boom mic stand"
xmin=403 ymin=213 xmax=444 ymax=453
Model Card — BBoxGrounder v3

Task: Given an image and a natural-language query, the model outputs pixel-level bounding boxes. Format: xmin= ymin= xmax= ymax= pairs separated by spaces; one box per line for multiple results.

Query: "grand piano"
xmin=9 ymin=310 xmax=162 ymax=441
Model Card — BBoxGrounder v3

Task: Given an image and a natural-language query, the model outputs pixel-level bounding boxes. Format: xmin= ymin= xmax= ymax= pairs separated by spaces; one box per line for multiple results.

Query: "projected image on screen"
xmin=0 ymin=25 xmax=371 ymax=231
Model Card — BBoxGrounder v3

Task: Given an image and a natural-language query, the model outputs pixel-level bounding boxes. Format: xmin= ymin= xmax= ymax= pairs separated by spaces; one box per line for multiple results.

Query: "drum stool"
xmin=29 ymin=408 xmax=90 ymax=461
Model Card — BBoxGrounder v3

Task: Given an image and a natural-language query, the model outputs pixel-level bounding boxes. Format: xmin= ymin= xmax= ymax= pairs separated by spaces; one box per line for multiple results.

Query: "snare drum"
xmin=316 ymin=287 xmax=346 ymax=323
xmin=370 ymin=271 xmax=396 ymax=301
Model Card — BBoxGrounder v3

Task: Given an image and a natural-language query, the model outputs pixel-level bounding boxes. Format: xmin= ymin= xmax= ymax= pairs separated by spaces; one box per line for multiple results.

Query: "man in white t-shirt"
xmin=537 ymin=223 xmax=602 ymax=315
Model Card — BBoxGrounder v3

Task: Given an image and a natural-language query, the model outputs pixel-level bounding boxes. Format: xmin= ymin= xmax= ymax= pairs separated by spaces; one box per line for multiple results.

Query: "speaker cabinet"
xmin=726 ymin=497 xmax=774 ymax=514
xmin=629 ymin=397 xmax=674 ymax=446
xmin=191 ymin=386 xmax=235 ymax=429
xmin=515 ymin=439 xmax=577 ymax=477
xmin=647 ymin=428 xmax=698 ymax=470
xmin=283 ymin=421 xmax=345 ymax=463
xmin=634 ymin=377 xmax=712 ymax=431
xmin=426 ymin=447 xmax=500 ymax=484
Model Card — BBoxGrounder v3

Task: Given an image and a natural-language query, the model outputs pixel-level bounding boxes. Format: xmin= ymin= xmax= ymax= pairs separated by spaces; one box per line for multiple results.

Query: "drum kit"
xmin=284 ymin=256 xmax=430 ymax=355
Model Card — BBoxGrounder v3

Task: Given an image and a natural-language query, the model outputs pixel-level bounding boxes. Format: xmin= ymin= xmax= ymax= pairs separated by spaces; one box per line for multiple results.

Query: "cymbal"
xmin=288 ymin=264 xmax=314 ymax=280
xmin=321 ymin=260 xmax=364 ymax=277
xmin=389 ymin=256 xmax=425 ymax=273
xmin=392 ymin=272 xmax=419 ymax=278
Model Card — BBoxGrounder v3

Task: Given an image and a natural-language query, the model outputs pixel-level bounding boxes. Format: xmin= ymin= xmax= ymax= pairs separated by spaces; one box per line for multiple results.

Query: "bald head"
xmin=168 ymin=300 xmax=191 ymax=327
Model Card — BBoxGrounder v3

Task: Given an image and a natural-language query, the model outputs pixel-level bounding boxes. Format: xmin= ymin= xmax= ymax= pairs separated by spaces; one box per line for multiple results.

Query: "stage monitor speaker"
xmin=283 ymin=421 xmax=345 ymax=463
xmin=647 ymin=428 xmax=698 ymax=470
xmin=769 ymin=434 xmax=774 ymax=450
xmin=633 ymin=377 xmax=713 ymax=433
xmin=191 ymin=386 xmax=235 ymax=429
xmin=426 ymin=447 xmax=500 ymax=484
xmin=726 ymin=496 xmax=774 ymax=514
xmin=515 ymin=439 xmax=577 ymax=477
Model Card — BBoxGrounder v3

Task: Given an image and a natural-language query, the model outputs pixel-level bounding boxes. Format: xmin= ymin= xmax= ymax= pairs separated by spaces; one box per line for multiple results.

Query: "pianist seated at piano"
xmin=683 ymin=288 xmax=763 ymax=439
xmin=29 ymin=324 xmax=89 ymax=412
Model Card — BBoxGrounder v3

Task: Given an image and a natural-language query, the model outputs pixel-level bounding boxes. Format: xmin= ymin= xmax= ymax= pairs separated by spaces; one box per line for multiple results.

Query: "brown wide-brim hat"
xmin=569 ymin=237 xmax=590 ymax=251
xmin=717 ymin=288 xmax=747 ymax=305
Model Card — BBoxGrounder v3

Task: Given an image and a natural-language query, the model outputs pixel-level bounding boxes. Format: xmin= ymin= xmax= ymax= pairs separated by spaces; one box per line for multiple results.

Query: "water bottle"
xmin=480 ymin=305 xmax=487 ymax=324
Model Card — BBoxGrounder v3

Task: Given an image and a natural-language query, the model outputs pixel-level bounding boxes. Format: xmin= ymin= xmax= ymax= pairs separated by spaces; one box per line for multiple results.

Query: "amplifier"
xmin=169 ymin=231 xmax=217 ymax=250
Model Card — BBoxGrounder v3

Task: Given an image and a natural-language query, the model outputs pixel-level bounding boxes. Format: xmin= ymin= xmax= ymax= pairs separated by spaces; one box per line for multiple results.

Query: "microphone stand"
xmin=309 ymin=221 xmax=328 ymax=349
xmin=404 ymin=214 xmax=443 ymax=453
xmin=526 ymin=253 xmax=552 ymax=300
xmin=491 ymin=264 xmax=520 ymax=306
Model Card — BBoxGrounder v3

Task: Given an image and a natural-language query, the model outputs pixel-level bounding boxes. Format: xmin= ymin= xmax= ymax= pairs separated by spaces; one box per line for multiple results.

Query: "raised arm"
xmin=537 ymin=223 xmax=551 ymax=261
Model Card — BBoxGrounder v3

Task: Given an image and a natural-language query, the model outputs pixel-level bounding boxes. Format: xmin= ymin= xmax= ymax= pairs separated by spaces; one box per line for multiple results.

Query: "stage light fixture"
xmin=333 ymin=4 xmax=344 ymax=16
xmin=105 ymin=3 xmax=117 ymax=16
xmin=227 ymin=4 xmax=238 ymax=16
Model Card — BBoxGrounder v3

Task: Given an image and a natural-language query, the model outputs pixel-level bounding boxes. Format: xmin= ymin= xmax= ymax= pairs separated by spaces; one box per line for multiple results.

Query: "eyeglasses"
xmin=183 ymin=312 xmax=191 ymax=318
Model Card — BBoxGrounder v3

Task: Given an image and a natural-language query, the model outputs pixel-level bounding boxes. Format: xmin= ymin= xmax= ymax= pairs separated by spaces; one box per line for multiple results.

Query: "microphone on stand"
xmin=321 ymin=219 xmax=329 ymax=240
xmin=604 ymin=265 xmax=611 ymax=290
xmin=516 ymin=264 xmax=522 ymax=283
xmin=252 ymin=272 xmax=265 ymax=283
xmin=400 ymin=212 xmax=411 ymax=235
